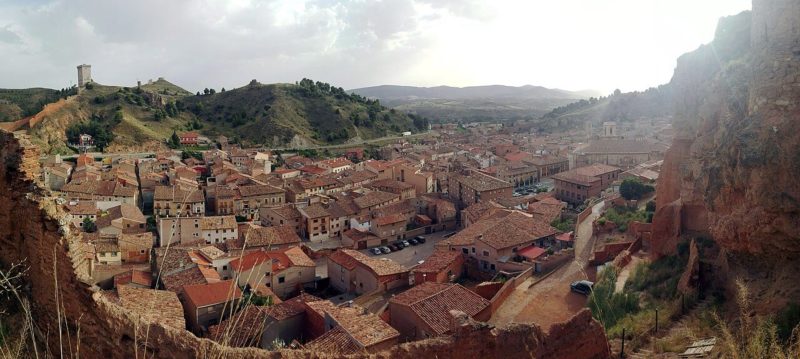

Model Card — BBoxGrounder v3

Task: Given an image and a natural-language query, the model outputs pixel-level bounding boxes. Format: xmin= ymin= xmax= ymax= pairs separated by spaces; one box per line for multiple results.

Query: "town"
xmin=36 ymin=69 xmax=670 ymax=354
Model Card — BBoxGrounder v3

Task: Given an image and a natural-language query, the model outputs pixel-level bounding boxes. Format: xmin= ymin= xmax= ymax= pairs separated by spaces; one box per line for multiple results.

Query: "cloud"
xmin=0 ymin=25 xmax=22 ymax=44
xmin=0 ymin=0 xmax=751 ymax=93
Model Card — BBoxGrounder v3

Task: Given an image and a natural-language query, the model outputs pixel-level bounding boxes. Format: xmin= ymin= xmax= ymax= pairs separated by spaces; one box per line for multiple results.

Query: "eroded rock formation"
xmin=653 ymin=0 xmax=800 ymax=257
xmin=0 ymin=130 xmax=610 ymax=358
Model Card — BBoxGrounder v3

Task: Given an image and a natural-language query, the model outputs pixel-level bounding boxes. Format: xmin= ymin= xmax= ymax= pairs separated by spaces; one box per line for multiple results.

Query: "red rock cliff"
xmin=0 ymin=129 xmax=610 ymax=358
xmin=652 ymin=0 xmax=800 ymax=259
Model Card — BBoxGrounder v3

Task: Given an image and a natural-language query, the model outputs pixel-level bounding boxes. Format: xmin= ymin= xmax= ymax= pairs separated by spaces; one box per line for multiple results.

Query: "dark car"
xmin=570 ymin=280 xmax=594 ymax=295
xmin=387 ymin=244 xmax=398 ymax=251
xmin=415 ymin=236 xmax=427 ymax=244
xmin=408 ymin=238 xmax=419 ymax=245
xmin=394 ymin=241 xmax=406 ymax=249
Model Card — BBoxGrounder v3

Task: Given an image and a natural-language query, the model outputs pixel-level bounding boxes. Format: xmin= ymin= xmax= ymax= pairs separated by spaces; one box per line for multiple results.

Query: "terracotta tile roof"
xmin=556 ymin=231 xmax=574 ymax=242
xmin=182 ymin=280 xmax=243 ymax=308
xmin=95 ymin=203 xmax=146 ymax=230
xmin=373 ymin=213 xmax=407 ymax=226
xmin=305 ymin=326 xmax=364 ymax=355
xmin=162 ymin=265 xmax=208 ymax=292
xmin=524 ymin=155 xmax=567 ymax=166
xmin=368 ymin=178 xmax=414 ymax=190
xmin=306 ymin=301 xmax=399 ymax=348
xmin=282 ymin=246 xmax=315 ymax=267
xmin=267 ymin=205 xmax=302 ymax=220
xmin=231 ymin=223 xmax=301 ymax=249
xmin=268 ymin=292 xmax=321 ymax=320
xmin=353 ymin=190 xmax=399 ymax=209
xmin=237 ymin=184 xmax=285 ymax=197
xmin=390 ymin=282 xmax=490 ymax=335
xmin=328 ymin=249 xmax=359 ymax=270
xmin=198 ymin=246 xmax=226 ymax=260
xmin=299 ymin=203 xmax=330 ymax=219
xmin=153 ymin=185 xmax=204 ymax=202
xmin=342 ymin=228 xmax=380 ymax=244
xmin=64 ymin=201 xmax=97 ymax=215
xmin=298 ymin=165 xmax=327 ymax=175
xmin=317 ymin=157 xmax=354 ymax=169
xmin=371 ymin=200 xmax=415 ymax=218
xmin=414 ymin=250 xmax=462 ymax=274
xmin=117 ymin=286 xmax=186 ymax=329
xmin=527 ymin=197 xmax=566 ymax=223
xmin=451 ymin=171 xmax=512 ymax=192
xmin=337 ymin=249 xmax=408 ymax=277
xmin=441 ymin=210 xmax=558 ymax=250
xmin=518 ymin=246 xmax=546 ymax=260
xmin=113 ymin=270 xmax=152 ymax=288
xmin=229 ymin=251 xmax=272 ymax=272
xmin=552 ymin=163 xmax=621 ymax=185
xmin=200 ymin=216 xmax=237 ymax=231
xmin=207 ymin=305 xmax=270 ymax=347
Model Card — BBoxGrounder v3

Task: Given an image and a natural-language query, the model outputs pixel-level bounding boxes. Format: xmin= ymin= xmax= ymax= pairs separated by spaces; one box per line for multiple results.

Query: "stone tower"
xmin=77 ymin=64 xmax=92 ymax=89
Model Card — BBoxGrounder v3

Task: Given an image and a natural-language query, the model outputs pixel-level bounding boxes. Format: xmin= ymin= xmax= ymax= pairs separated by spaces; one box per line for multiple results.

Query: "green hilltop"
xmin=6 ymin=78 xmax=429 ymax=153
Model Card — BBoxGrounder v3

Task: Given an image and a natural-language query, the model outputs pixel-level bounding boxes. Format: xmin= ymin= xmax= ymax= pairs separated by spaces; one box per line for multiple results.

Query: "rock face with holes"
xmin=652 ymin=0 xmax=800 ymax=259
xmin=0 ymin=129 xmax=611 ymax=358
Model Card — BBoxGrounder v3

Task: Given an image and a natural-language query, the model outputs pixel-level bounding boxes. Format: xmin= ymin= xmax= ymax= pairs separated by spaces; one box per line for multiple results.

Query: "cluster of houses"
xmin=39 ymin=119 xmax=667 ymax=354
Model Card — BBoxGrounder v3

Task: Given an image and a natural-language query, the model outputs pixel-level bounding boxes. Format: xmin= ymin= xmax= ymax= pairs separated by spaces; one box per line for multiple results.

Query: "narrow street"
xmin=489 ymin=201 xmax=605 ymax=330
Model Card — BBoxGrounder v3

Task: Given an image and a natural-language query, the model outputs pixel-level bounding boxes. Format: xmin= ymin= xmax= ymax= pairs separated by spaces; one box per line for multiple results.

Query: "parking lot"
xmin=359 ymin=231 xmax=452 ymax=268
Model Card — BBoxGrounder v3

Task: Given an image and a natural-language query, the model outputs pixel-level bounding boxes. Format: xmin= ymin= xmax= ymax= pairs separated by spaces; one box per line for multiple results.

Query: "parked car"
xmin=570 ymin=280 xmax=594 ymax=295
xmin=401 ymin=240 xmax=411 ymax=247
xmin=408 ymin=238 xmax=419 ymax=245
xmin=393 ymin=242 xmax=405 ymax=250
xmin=415 ymin=236 xmax=427 ymax=244
xmin=370 ymin=248 xmax=382 ymax=255
xmin=388 ymin=244 xmax=400 ymax=251
xmin=380 ymin=246 xmax=391 ymax=254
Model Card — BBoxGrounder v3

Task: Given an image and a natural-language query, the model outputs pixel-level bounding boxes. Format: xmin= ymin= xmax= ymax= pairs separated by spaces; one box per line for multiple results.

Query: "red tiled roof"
xmin=373 ymin=213 xmax=406 ymax=226
xmin=390 ymin=282 xmax=490 ymax=335
xmin=229 ymin=251 xmax=272 ymax=272
xmin=518 ymin=246 xmax=546 ymax=260
xmin=556 ymin=231 xmax=574 ymax=242
xmin=305 ymin=326 xmax=364 ymax=355
xmin=182 ymin=280 xmax=242 ymax=308
xmin=414 ymin=250 xmax=461 ymax=274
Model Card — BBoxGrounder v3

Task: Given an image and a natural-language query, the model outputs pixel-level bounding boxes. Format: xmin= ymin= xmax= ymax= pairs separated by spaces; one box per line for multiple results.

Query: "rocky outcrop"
xmin=652 ymin=0 xmax=800 ymax=258
xmin=0 ymin=129 xmax=611 ymax=358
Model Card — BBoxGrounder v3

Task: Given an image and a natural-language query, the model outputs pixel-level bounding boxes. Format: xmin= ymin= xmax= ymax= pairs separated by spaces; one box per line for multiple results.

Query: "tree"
xmin=168 ymin=130 xmax=181 ymax=149
xmin=221 ymin=87 xmax=226 ymax=93
xmin=619 ymin=178 xmax=655 ymax=200
xmin=203 ymin=88 xmax=210 ymax=95
xmin=82 ymin=217 xmax=97 ymax=233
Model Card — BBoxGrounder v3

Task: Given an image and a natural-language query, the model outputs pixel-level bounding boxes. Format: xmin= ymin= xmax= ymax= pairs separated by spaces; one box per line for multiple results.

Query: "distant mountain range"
xmin=349 ymin=85 xmax=602 ymax=122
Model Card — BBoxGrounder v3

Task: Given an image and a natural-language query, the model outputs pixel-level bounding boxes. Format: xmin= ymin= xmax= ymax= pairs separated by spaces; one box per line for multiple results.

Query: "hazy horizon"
xmin=0 ymin=0 xmax=750 ymax=94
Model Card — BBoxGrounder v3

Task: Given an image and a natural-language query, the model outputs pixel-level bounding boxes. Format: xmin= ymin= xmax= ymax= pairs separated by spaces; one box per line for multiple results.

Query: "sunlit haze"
xmin=0 ymin=0 xmax=750 ymax=93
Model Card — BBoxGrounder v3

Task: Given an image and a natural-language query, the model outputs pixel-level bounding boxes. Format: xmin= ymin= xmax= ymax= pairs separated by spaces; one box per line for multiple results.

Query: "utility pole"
xmin=620 ymin=328 xmax=625 ymax=358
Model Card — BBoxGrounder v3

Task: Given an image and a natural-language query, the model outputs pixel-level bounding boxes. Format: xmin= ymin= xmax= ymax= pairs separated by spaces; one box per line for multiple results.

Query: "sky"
xmin=0 ymin=0 xmax=751 ymax=94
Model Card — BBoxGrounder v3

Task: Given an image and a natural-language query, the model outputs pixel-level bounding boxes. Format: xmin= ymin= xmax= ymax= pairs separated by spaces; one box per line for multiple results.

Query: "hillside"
xmin=183 ymin=79 xmax=427 ymax=147
xmin=20 ymin=78 xmax=427 ymax=153
xmin=0 ymin=87 xmax=75 ymax=122
xmin=350 ymin=84 xmax=600 ymax=122
xmin=533 ymin=85 xmax=673 ymax=132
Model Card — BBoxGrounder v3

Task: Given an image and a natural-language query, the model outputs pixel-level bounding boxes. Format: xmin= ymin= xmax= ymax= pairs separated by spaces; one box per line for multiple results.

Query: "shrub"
xmin=620 ymin=178 xmax=655 ymax=200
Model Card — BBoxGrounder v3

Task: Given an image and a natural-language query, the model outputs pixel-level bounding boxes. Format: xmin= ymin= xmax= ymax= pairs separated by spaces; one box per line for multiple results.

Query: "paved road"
xmin=489 ymin=201 xmax=605 ymax=330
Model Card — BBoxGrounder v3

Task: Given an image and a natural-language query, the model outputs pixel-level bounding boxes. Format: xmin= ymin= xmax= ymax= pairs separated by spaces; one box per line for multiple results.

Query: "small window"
xmin=278 ymin=277 xmax=285 ymax=284
xmin=471 ymin=247 xmax=476 ymax=253
xmin=482 ymin=250 xmax=489 ymax=257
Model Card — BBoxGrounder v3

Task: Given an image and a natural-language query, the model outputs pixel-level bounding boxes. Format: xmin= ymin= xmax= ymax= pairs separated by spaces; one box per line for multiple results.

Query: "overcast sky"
xmin=0 ymin=0 xmax=750 ymax=94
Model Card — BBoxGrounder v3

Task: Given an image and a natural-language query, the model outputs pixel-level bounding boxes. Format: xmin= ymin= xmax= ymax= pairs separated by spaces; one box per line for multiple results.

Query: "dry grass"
xmin=715 ymin=279 xmax=800 ymax=359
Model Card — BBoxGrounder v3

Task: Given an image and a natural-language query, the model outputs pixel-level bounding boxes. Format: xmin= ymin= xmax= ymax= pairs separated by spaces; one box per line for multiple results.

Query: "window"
xmin=278 ymin=277 xmax=285 ymax=284
xmin=482 ymin=250 xmax=489 ymax=257
xmin=462 ymin=248 xmax=468 ymax=254
xmin=471 ymin=247 xmax=476 ymax=253
xmin=490 ymin=264 xmax=496 ymax=271
xmin=222 ymin=265 xmax=228 ymax=270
